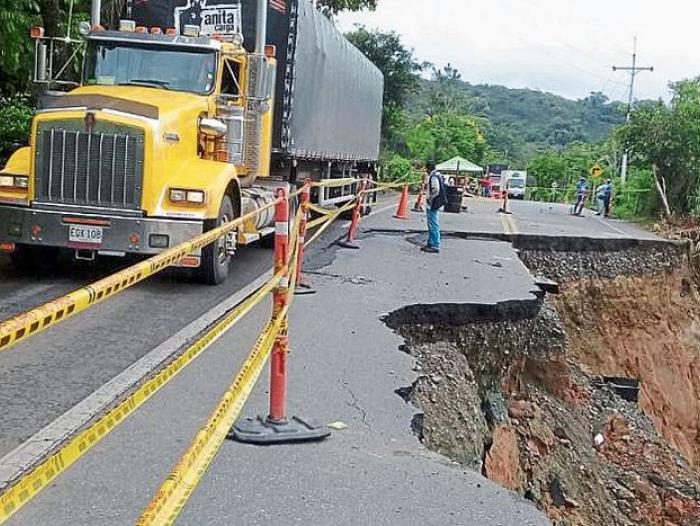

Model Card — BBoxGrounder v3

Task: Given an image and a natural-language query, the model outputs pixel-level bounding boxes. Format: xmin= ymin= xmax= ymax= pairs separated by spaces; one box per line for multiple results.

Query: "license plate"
xmin=68 ymin=225 xmax=103 ymax=246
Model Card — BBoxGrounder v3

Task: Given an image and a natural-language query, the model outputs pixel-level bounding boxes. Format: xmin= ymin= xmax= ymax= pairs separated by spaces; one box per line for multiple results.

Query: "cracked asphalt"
xmin=3 ymin=205 xmax=550 ymax=526
xmin=1 ymin=198 xmax=660 ymax=525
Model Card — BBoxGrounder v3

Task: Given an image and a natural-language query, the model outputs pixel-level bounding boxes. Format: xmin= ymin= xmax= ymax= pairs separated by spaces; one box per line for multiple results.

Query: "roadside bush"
xmin=612 ymin=168 xmax=659 ymax=219
xmin=0 ymin=96 xmax=33 ymax=165
xmin=383 ymin=153 xmax=415 ymax=182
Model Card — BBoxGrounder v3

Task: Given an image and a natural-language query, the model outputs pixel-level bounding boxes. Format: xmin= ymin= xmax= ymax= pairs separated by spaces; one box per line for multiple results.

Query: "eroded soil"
xmin=391 ymin=273 xmax=700 ymax=525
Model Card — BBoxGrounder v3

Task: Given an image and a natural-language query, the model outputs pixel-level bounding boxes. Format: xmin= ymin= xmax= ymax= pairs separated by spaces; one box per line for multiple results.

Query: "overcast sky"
xmin=337 ymin=0 xmax=698 ymax=102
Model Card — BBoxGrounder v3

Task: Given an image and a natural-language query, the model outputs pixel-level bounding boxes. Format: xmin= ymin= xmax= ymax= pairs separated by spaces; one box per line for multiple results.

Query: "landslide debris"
xmin=554 ymin=271 xmax=700 ymax=470
xmin=389 ymin=297 xmax=700 ymax=525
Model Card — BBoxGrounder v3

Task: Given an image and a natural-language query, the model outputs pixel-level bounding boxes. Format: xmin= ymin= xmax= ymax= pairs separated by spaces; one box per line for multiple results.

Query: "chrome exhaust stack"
xmin=91 ymin=0 xmax=101 ymax=27
xmin=240 ymin=0 xmax=273 ymax=188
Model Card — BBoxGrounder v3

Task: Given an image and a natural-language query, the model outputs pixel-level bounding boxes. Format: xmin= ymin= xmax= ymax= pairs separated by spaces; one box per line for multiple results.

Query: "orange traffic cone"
xmin=394 ymin=185 xmax=410 ymax=220
xmin=413 ymin=188 xmax=425 ymax=212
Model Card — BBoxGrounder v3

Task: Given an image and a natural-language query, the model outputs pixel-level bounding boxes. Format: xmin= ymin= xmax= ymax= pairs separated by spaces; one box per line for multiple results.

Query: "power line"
xmin=613 ymin=36 xmax=654 ymax=183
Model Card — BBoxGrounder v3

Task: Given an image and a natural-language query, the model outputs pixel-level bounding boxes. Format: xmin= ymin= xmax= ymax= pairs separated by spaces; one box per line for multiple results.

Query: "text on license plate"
xmin=68 ymin=225 xmax=103 ymax=245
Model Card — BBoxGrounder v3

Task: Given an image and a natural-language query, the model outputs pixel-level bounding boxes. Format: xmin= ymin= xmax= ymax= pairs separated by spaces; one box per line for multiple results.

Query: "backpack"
xmin=431 ymin=173 xmax=448 ymax=210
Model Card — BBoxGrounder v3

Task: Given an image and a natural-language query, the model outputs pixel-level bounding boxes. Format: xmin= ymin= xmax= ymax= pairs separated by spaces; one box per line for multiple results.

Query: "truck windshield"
xmin=509 ymin=179 xmax=525 ymax=188
xmin=83 ymin=40 xmax=217 ymax=95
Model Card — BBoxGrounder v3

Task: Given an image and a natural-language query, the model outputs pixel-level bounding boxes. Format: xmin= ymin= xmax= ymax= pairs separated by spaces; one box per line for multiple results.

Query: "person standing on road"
xmin=595 ymin=181 xmax=607 ymax=216
xmin=423 ymin=165 xmax=447 ymax=253
xmin=594 ymin=179 xmax=614 ymax=217
xmin=481 ymin=177 xmax=492 ymax=198
xmin=573 ymin=177 xmax=589 ymax=216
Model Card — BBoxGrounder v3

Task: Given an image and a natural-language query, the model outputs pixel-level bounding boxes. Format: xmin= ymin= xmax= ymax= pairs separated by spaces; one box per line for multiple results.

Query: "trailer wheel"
xmin=10 ymin=245 xmax=60 ymax=274
xmin=200 ymin=196 xmax=235 ymax=285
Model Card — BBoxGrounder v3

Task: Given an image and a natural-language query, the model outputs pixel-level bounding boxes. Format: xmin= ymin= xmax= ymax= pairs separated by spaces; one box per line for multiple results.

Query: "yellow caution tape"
xmin=0 ymin=184 xmax=350 ymax=525
xmin=137 ymin=205 xmax=308 ymax=526
xmin=304 ymin=199 xmax=357 ymax=248
xmin=306 ymin=214 xmax=330 ymax=230
xmin=0 ymin=199 xmax=280 ymax=355
xmin=0 ymin=270 xmax=283 ymax=525
xmin=307 ymin=203 xmax=336 ymax=216
xmin=135 ymin=296 xmax=288 ymax=526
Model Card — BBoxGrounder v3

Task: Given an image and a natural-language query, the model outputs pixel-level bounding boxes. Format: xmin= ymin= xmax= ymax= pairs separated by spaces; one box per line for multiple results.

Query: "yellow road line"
xmin=0 ymin=271 xmax=282 ymax=525
xmin=501 ymin=214 xmax=520 ymax=235
xmin=0 ymin=200 xmax=279 ymax=355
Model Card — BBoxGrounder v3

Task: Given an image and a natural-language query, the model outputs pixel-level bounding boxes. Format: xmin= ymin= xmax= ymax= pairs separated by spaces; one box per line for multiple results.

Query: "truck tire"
xmin=10 ymin=245 xmax=60 ymax=274
xmin=200 ymin=196 xmax=235 ymax=285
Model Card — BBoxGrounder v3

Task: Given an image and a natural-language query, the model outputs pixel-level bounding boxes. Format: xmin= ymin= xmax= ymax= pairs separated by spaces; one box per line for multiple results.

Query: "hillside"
xmin=409 ymin=79 xmax=626 ymax=164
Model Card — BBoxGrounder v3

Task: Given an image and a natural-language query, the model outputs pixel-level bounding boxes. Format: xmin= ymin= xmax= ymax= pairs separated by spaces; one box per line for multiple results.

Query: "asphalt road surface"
xmin=0 ymin=195 xmax=659 ymax=525
xmin=3 ymin=210 xmax=550 ymax=526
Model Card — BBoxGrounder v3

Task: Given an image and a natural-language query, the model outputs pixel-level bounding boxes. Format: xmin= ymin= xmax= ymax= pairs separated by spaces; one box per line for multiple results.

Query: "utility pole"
xmin=613 ymin=37 xmax=653 ymax=183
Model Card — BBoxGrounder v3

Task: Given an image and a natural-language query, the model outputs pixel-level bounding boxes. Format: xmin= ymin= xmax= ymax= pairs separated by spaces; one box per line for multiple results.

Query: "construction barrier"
xmin=338 ymin=179 xmax=368 ymax=250
xmin=0 ymin=177 xmax=412 ymax=525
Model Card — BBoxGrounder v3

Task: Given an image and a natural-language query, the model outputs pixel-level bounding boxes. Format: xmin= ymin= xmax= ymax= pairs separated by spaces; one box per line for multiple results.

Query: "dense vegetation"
xmin=411 ymin=82 xmax=625 ymax=164
xmin=347 ymin=25 xmax=700 ymax=221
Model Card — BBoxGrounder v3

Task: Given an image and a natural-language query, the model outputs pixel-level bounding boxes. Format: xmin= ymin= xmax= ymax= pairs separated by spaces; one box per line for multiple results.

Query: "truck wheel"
xmin=200 ymin=196 xmax=235 ymax=285
xmin=10 ymin=245 xmax=60 ymax=274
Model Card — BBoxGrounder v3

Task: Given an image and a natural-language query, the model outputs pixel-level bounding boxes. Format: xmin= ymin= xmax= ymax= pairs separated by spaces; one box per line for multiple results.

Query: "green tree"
xmin=345 ymin=26 xmax=422 ymax=111
xmin=406 ymin=112 xmax=487 ymax=164
xmin=317 ymin=0 xmax=376 ymax=15
xmin=0 ymin=96 xmax=33 ymax=162
xmin=619 ymin=78 xmax=700 ymax=215
xmin=0 ymin=0 xmax=40 ymax=93
xmin=345 ymin=26 xmax=423 ymax=153
xmin=427 ymin=64 xmax=468 ymax=114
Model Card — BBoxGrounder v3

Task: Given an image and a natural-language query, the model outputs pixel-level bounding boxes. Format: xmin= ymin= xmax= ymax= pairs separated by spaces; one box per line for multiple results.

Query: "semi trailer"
xmin=0 ymin=0 xmax=384 ymax=284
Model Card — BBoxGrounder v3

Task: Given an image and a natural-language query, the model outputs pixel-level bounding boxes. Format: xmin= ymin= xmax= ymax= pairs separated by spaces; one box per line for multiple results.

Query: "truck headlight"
xmin=14 ymin=177 xmax=29 ymax=189
xmin=0 ymin=175 xmax=28 ymax=188
xmin=169 ymin=188 xmax=206 ymax=205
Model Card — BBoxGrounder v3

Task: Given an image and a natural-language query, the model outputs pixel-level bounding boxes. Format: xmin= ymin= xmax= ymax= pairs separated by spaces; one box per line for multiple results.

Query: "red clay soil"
xmin=553 ymin=271 xmax=700 ymax=468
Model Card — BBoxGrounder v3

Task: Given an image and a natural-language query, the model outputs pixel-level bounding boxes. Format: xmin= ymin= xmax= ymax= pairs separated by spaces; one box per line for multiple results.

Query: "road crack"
xmin=340 ymin=380 xmax=372 ymax=430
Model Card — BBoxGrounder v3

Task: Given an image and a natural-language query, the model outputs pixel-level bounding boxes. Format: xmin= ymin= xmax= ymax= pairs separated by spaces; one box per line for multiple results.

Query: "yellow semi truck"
xmin=0 ymin=0 xmax=383 ymax=284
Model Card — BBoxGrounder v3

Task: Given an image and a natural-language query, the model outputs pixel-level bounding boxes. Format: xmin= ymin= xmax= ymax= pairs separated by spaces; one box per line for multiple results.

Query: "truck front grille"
xmin=35 ymin=128 xmax=145 ymax=211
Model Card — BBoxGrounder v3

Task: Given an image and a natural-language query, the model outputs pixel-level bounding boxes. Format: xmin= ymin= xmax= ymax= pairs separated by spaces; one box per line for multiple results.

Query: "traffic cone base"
xmin=338 ymin=239 xmax=360 ymax=250
xmin=230 ymin=415 xmax=330 ymax=445
xmin=294 ymin=275 xmax=317 ymax=295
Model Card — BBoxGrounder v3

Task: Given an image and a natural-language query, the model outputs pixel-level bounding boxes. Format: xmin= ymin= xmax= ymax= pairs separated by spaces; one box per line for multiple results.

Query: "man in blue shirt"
xmin=573 ymin=177 xmax=589 ymax=216
xmin=422 ymin=165 xmax=446 ymax=254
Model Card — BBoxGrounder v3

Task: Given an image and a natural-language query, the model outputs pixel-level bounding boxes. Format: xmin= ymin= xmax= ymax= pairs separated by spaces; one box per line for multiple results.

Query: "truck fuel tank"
xmin=241 ymin=186 xmax=276 ymax=231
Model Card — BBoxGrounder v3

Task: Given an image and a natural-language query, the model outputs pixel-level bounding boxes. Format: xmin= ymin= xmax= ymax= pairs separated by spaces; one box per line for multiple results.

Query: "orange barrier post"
xmin=231 ymin=187 xmax=330 ymax=445
xmin=269 ymin=187 xmax=290 ymax=422
xmin=339 ymin=180 xmax=366 ymax=250
xmin=394 ymin=185 xmax=410 ymax=220
xmin=295 ymin=181 xmax=316 ymax=295
xmin=413 ymin=186 xmax=425 ymax=212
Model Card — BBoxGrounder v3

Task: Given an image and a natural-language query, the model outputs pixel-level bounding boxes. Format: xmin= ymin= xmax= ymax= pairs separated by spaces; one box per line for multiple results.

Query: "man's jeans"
xmin=427 ymin=207 xmax=441 ymax=249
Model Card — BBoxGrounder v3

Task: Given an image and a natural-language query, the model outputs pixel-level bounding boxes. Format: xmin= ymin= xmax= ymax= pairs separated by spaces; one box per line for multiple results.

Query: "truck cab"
xmin=0 ymin=23 xmax=278 ymax=284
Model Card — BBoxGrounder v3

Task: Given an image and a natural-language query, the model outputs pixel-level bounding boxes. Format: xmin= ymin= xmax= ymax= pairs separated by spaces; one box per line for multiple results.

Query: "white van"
xmin=502 ymin=170 xmax=527 ymax=200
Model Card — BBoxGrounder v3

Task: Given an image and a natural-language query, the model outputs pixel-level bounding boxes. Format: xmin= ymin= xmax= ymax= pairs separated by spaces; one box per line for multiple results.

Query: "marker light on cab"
xmin=0 ymin=175 xmax=29 ymax=189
